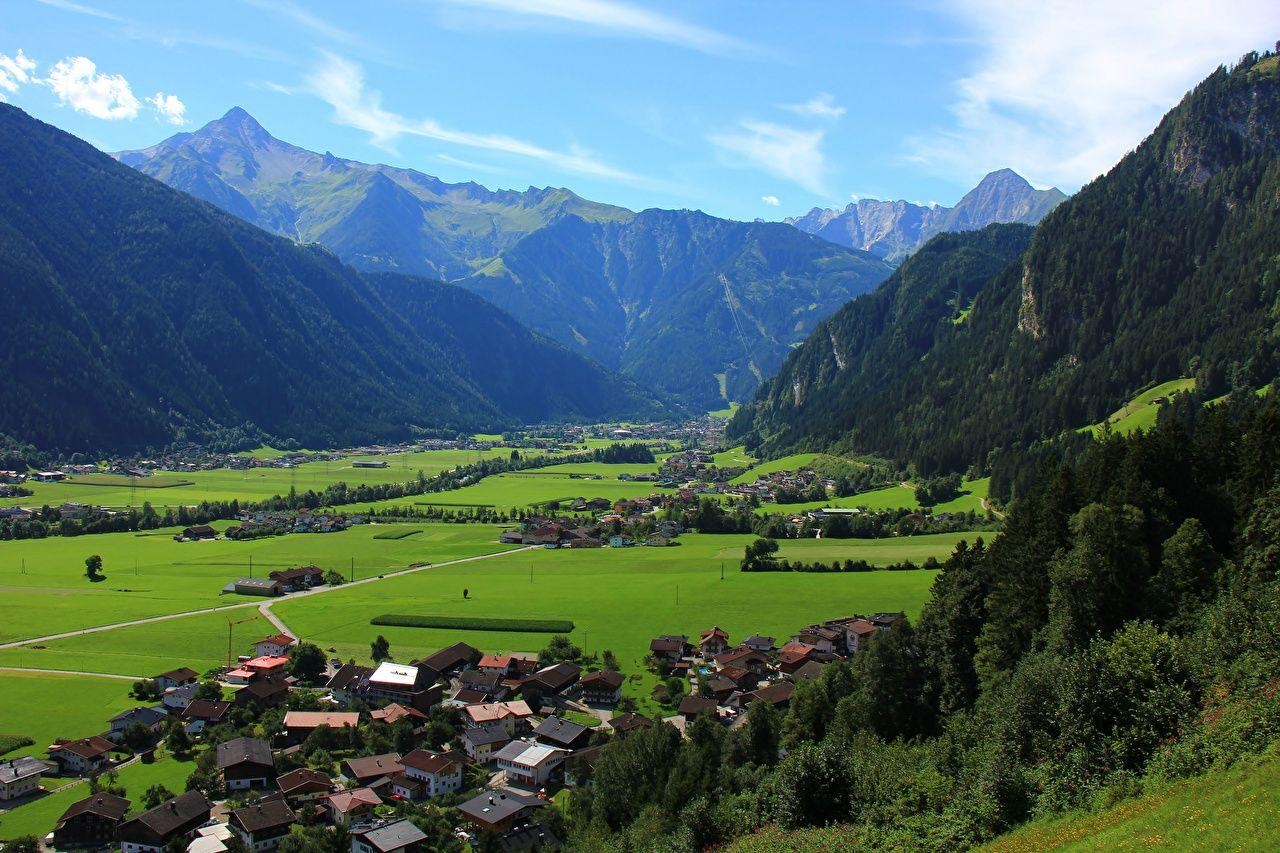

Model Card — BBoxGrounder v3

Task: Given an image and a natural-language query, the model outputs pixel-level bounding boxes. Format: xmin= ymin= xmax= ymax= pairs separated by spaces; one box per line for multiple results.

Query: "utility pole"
xmin=226 ymin=614 xmax=259 ymax=669
xmin=720 ymin=561 xmax=724 ymax=581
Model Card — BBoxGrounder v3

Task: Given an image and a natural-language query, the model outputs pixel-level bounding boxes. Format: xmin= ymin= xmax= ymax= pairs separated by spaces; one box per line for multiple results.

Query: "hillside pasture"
xmin=1081 ymin=378 xmax=1196 ymax=437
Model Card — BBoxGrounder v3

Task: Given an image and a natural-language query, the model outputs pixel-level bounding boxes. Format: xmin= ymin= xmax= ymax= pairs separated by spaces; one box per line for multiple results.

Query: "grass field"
xmin=983 ymin=747 xmax=1280 ymax=852
xmin=730 ymin=453 xmax=821 ymax=484
xmin=712 ymin=446 xmax=757 ymax=470
xmin=0 ymin=672 xmax=139 ymax=760
xmin=759 ymin=478 xmax=990 ymax=516
xmin=0 ymin=448 xmax=509 ymax=510
xmin=0 ymin=523 xmax=513 ymax=645
xmin=1082 ymin=378 xmax=1196 ymax=437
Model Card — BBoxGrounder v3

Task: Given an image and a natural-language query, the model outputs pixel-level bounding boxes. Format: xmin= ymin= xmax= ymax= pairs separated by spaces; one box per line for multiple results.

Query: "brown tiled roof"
xmin=120 ymin=791 xmax=211 ymax=841
xmin=275 ymin=768 xmax=332 ymax=797
xmin=216 ymin=737 xmax=273 ymax=770
xmin=607 ymin=713 xmax=653 ymax=734
xmin=156 ymin=667 xmax=199 ymax=682
xmin=231 ymin=799 xmax=295 ymax=833
xmin=401 ymin=749 xmax=457 ymax=775
xmin=748 ymin=682 xmax=796 ymax=706
xmin=56 ymin=792 xmax=130 ymax=823
xmin=182 ymin=700 xmax=231 ymax=721
xmin=677 ymin=695 xmax=717 ymax=716
xmin=580 ymin=669 xmax=624 ymax=690
xmin=51 ymin=736 xmax=116 ymax=760
xmin=343 ymin=752 xmax=403 ymax=781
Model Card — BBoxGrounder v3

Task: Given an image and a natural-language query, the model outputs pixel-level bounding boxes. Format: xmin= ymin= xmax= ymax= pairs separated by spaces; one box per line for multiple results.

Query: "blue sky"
xmin=1 ymin=0 xmax=1273 ymax=220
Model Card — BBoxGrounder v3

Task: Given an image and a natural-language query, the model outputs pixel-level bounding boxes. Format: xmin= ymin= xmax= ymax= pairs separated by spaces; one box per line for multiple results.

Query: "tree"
xmin=4 ymin=837 xmax=39 ymax=853
xmin=290 ymin=642 xmax=327 ymax=684
xmin=371 ymin=635 xmax=390 ymax=662
xmin=193 ymin=680 xmax=223 ymax=702
xmin=323 ymin=569 xmax=345 ymax=586
xmin=142 ymin=783 xmax=175 ymax=810
xmin=131 ymin=678 xmax=160 ymax=701
xmin=85 ymin=553 xmax=103 ymax=580
xmin=601 ymin=649 xmax=620 ymax=671
xmin=166 ymin=722 xmax=192 ymax=757
xmin=745 ymin=697 xmax=780 ymax=765
xmin=538 ymin=634 xmax=582 ymax=667
xmin=89 ymin=770 xmax=126 ymax=797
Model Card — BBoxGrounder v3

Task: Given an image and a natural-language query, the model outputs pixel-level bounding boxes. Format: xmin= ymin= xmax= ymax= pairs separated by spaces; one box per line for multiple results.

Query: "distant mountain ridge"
xmin=0 ymin=104 xmax=664 ymax=454
xmin=116 ymin=110 xmax=895 ymax=409
xmin=786 ymin=169 xmax=1067 ymax=262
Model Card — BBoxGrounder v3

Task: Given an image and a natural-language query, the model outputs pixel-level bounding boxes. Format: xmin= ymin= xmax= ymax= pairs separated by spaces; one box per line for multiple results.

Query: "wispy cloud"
xmin=437 ymin=152 xmax=510 ymax=174
xmin=781 ymin=93 xmax=845 ymax=119
xmin=305 ymin=53 xmax=651 ymax=185
xmin=33 ymin=0 xmax=123 ymax=23
xmin=45 ymin=56 xmax=140 ymax=120
xmin=761 ymin=194 xmax=780 ymax=206
xmin=908 ymin=0 xmax=1276 ymax=189
xmin=439 ymin=0 xmax=760 ymax=57
xmin=147 ymin=91 xmax=187 ymax=125
xmin=0 ymin=50 xmax=37 ymax=100
xmin=710 ymin=120 xmax=829 ymax=195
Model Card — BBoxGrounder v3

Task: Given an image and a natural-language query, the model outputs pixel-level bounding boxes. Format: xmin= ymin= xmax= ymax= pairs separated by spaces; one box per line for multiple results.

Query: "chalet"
xmin=181 ymin=700 xmax=232 ymax=735
xmin=48 ymin=736 xmax=117 ymax=775
xmin=283 ymin=711 xmax=360 ymax=741
xmin=870 ymin=611 xmax=904 ymax=630
xmin=274 ymin=767 xmax=333 ymax=803
xmin=649 ymin=635 xmax=690 ymax=663
xmin=399 ymin=749 xmax=463 ymax=799
xmin=225 ymin=654 xmax=289 ymax=685
xmin=607 ymin=534 xmax=633 ymax=548
xmin=579 ymin=669 xmax=624 ymax=706
xmin=181 ymin=525 xmax=218 ymax=541
xmin=229 ymin=800 xmax=296 ymax=852
xmin=742 ymin=635 xmax=776 ymax=654
xmin=777 ymin=641 xmax=819 ymax=674
xmin=267 ymin=565 xmax=323 ymax=592
xmin=713 ymin=647 xmax=770 ymax=676
xmin=161 ymin=683 xmax=198 ymax=711
xmin=532 ymin=716 xmax=593 ymax=751
xmin=327 ymin=787 xmax=382 ymax=826
xmin=677 ymin=695 xmax=718 ymax=722
xmin=234 ymin=677 xmax=289 ymax=710
xmin=0 ymin=507 xmax=33 ymax=522
xmin=457 ymin=788 xmax=548 ymax=834
xmin=744 ymin=681 xmax=796 ymax=710
xmin=462 ymin=701 xmax=533 ymax=735
xmin=216 ymin=737 xmax=275 ymax=790
xmin=477 ymin=654 xmax=521 ymax=679
xmin=499 ymin=530 xmax=525 ymax=545
xmin=53 ymin=792 xmax=130 ymax=848
xmin=326 ymin=664 xmax=373 ymax=704
xmin=790 ymin=660 xmax=827 ymax=682
xmin=521 ymin=662 xmax=581 ymax=708
xmin=253 ymin=633 xmax=298 ymax=658
xmin=699 ymin=627 xmax=730 ymax=657
xmin=117 ymin=791 xmax=211 ymax=853
xmin=351 ymin=819 xmax=427 ymax=853
xmin=414 ymin=641 xmax=480 ymax=677
xmin=109 ymin=707 xmax=166 ymax=738
xmin=494 ymin=740 xmax=568 ymax=787
xmin=608 ymin=713 xmax=653 ymax=736
xmin=792 ymin=625 xmax=841 ymax=655
xmin=461 ymin=726 xmax=511 ymax=765
xmin=447 ymin=687 xmax=492 ymax=707
xmin=369 ymin=703 xmax=428 ymax=728
xmin=704 ymin=676 xmax=739 ymax=704
xmin=342 ymin=753 xmax=403 ymax=786
xmin=457 ymin=668 xmax=508 ymax=701
xmin=154 ymin=667 xmax=199 ymax=692
xmin=232 ymin=578 xmax=283 ymax=597
xmin=0 ymin=756 xmax=44 ymax=800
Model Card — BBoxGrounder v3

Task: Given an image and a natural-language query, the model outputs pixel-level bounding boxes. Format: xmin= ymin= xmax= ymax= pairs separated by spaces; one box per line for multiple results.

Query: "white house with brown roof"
xmin=399 ymin=749 xmax=463 ymax=799
xmin=253 ymin=634 xmax=297 ymax=658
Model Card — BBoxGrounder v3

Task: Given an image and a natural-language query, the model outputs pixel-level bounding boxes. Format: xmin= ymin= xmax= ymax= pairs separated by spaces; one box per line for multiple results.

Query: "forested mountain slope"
xmin=732 ymin=53 xmax=1280 ymax=479
xmin=0 ymin=104 xmax=662 ymax=454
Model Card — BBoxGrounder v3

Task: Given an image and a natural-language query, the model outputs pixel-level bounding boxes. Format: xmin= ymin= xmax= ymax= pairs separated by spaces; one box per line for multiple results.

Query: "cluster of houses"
xmin=0 ymin=501 xmax=125 ymax=525
xmin=174 ymin=508 xmax=367 ymax=544
xmin=725 ymin=467 xmax=830 ymax=504
xmin=11 ymin=627 xmax=636 ymax=851
xmin=651 ymin=613 xmax=904 ymax=728
xmin=499 ymin=508 xmax=683 ymax=549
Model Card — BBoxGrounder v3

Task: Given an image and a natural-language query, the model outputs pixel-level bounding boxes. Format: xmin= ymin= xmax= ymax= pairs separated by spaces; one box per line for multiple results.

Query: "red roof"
xmin=255 ymin=633 xmax=296 ymax=647
xmin=700 ymin=627 xmax=728 ymax=641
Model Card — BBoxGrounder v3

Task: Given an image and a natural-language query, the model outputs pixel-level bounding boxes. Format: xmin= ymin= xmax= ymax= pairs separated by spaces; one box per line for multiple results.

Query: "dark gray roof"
xmin=56 ymin=792 xmax=130 ymax=824
xmin=120 ymin=791 xmax=211 ymax=842
xmin=532 ymin=715 xmax=589 ymax=746
xmin=356 ymin=819 xmax=429 ymax=852
xmin=216 ymin=736 xmax=273 ymax=770
xmin=231 ymin=799 xmax=296 ymax=833
xmin=464 ymin=725 xmax=511 ymax=747
xmin=110 ymin=706 xmax=168 ymax=727
xmin=0 ymin=756 xmax=46 ymax=784
xmin=457 ymin=788 xmax=547 ymax=825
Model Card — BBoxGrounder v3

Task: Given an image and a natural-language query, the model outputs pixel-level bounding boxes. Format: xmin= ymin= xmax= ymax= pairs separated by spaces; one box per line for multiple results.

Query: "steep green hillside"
xmin=733 ymin=53 xmax=1280 ymax=481
xmin=0 ymin=104 xmax=660 ymax=453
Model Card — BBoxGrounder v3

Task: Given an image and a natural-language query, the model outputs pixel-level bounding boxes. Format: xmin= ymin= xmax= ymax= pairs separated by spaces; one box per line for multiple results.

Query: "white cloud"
xmin=909 ymin=0 xmax=1276 ymax=189
xmin=34 ymin=0 xmax=123 ymax=23
xmin=781 ymin=93 xmax=845 ymax=119
xmin=44 ymin=55 xmax=139 ymax=119
xmin=147 ymin=91 xmax=187 ymax=125
xmin=710 ymin=120 xmax=829 ymax=195
xmin=305 ymin=52 xmax=650 ymax=185
xmin=439 ymin=0 xmax=759 ymax=57
xmin=0 ymin=50 xmax=37 ymax=100
xmin=761 ymin=194 xmax=780 ymax=206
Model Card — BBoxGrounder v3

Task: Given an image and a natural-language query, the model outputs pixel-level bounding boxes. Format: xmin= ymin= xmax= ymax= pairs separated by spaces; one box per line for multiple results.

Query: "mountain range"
xmin=785 ymin=169 xmax=1068 ymax=262
xmin=731 ymin=52 xmax=1280 ymax=487
xmin=113 ymin=112 xmax=898 ymax=409
xmin=0 ymin=103 xmax=664 ymax=454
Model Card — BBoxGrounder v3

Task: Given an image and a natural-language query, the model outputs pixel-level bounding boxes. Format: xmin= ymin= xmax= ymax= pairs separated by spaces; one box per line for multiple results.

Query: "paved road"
xmin=0 ymin=545 xmax=539 ymax=657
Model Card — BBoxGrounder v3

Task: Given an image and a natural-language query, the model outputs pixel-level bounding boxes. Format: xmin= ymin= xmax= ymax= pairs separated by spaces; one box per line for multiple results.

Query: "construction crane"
xmin=225 ymin=613 xmax=261 ymax=669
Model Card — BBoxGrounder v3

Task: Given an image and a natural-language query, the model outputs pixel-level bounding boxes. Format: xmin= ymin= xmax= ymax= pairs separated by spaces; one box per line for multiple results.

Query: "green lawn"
xmin=712 ymin=445 xmax=757 ymax=469
xmin=760 ymin=478 xmax=990 ymax=516
xmin=0 ymin=672 xmax=138 ymax=759
xmin=0 ymin=754 xmax=196 ymax=841
xmin=774 ymin=533 xmax=973 ymax=565
xmin=1081 ymin=378 xmax=1196 ymax=437
xmin=730 ymin=454 xmax=821 ymax=484
xmin=983 ymin=746 xmax=1280 ymax=852
xmin=2 ymin=448 xmax=508 ymax=510
xmin=0 ymin=523 xmax=513 ymax=645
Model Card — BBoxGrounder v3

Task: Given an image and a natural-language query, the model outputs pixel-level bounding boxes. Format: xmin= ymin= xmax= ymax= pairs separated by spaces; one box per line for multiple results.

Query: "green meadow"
xmin=0 ymin=671 xmax=138 ymax=759
xmin=1081 ymin=377 xmax=1197 ymax=437
xmin=0 ymin=523 xmax=513 ymax=645
xmin=758 ymin=478 xmax=991 ymax=516
xmin=1 ymin=448 xmax=507 ymax=510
